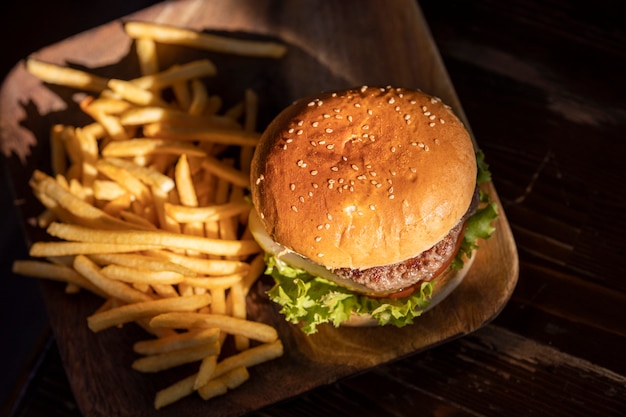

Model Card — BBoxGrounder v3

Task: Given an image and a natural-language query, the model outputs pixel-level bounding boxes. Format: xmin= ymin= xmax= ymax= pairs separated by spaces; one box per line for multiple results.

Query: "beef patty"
xmin=331 ymin=187 xmax=479 ymax=293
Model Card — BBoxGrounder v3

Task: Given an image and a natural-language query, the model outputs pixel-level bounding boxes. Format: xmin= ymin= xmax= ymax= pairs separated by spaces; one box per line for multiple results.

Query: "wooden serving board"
xmin=0 ymin=0 xmax=519 ymax=416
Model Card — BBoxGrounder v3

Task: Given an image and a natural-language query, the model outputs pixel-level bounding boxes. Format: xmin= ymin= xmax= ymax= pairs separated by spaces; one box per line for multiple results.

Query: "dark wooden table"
xmin=1 ymin=1 xmax=624 ymax=416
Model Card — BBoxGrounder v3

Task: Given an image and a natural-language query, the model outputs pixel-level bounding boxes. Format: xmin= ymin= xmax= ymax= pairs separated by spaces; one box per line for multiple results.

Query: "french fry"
xmin=164 ymin=201 xmax=250 ymax=223
xmin=29 ymin=241 xmax=159 ymax=257
xmin=12 ymin=260 xmax=106 ymax=297
xmin=73 ymin=255 xmax=153 ymax=303
xmin=150 ymin=312 xmax=278 ymax=343
xmin=197 ymin=366 xmax=249 ymax=401
xmin=31 ymin=171 xmax=143 ymax=230
xmin=108 ymin=78 xmax=168 ymax=107
xmin=143 ymin=123 xmax=259 ymax=147
xmin=103 ymin=157 xmax=175 ymax=193
xmin=101 ymin=139 xmax=207 ymax=158
xmin=95 ymin=159 xmax=152 ymax=204
xmin=132 ymin=341 xmax=220 ymax=373
xmin=100 ymin=264 xmax=186 ymax=285
xmin=93 ymin=180 xmax=128 ymax=201
xmin=134 ymin=328 xmax=220 ymax=355
xmin=46 ymin=222 xmax=261 ymax=257
xmin=135 ymin=37 xmax=159 ymax=76
xmin=87 ymin=293 xmax=211 ymax=332
xmin=211 ymin=340 xmax=283 ymax=380
xmin=88 ymin=253 xmax=198 ymax=277
xmin=201 ymin=155 xmax=250 ymax=189
xmin=25 ymin=57 xmax=109 ymax=92
xmin=124 ymin=21 xmax=287 ymax=58
xmin=143 ymin=249 xmax=249 ymax=275
xmin=154 ymin=373 xmax=196 ymax=410
xmin=194 ymin=354 xmax=218 ymax=390
xmin=131 ymin=59 xmax=217 ymax=90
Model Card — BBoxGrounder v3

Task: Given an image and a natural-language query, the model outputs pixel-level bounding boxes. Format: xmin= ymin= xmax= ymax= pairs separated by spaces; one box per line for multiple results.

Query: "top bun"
xmin=250 ymin=86 xmax=477 ymax=269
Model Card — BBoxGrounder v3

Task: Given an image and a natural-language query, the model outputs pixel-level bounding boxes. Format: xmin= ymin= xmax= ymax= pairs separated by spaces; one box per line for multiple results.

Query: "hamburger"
xmin=249 ymin=85 xmax=497 ymax=334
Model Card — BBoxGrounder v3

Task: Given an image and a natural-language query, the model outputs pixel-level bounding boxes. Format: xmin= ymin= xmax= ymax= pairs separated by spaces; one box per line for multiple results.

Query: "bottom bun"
xmin=341 ymin=253 xmax=476 ymax=327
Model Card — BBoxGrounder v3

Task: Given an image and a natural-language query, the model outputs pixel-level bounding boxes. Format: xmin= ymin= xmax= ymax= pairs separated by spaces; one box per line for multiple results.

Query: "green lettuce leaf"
xmin=266 ymin=256 xmax=433 ymax=335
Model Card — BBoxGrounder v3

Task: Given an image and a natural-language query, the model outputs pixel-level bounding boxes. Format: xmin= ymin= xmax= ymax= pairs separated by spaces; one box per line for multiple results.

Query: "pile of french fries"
xmin=12 ymin=21 xmax=287 ymax=409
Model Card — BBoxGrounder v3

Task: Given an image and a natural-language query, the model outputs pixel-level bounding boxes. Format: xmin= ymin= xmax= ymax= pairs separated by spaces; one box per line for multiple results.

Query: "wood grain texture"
xmin=0 ymin=1 xmax=518 ymax=416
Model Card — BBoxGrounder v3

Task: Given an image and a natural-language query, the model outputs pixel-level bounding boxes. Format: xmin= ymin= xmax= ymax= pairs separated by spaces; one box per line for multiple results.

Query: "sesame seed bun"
xmin=250 ymin=86 xmax=477 ymax=270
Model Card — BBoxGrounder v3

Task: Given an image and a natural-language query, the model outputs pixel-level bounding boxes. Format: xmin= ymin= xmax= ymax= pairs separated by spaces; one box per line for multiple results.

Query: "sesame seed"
xmin=326 ymin=144 xmax=335 ymax=149
xmin=317 ymin=224 xmax=324 ymax=230
xmin=260 ymin=213 xmax=265 ymax=219
xmin=296 ymin=129 xmax=303 ymax=135
xmin=370 ymin=171 xmax=377 ymax=176
xmin=362 ymin=125 xmax=369 ymax=130
xmin=286 ymin=138 xmax=293 ymax=143
xmin=365 ymin=164 xmax=372 ymax=169
xmin=342 ymin=156 xmax=348 ymax=161
xmin=315 ymin=236 xmax=322 ymax=242
xmin=351 ymin=164 xmax=359 ymax=171
xmin=291 ymin=205 xmax=298 ymax=212
xmin=429 ymin=114 xmax=436 ymax=120
xmin=369 ymin=204 xmax=376 ymax=210
xmin=367 ymin=109 xmax=373 ymax=115
xmin=355 ymin=103 xmax=361 ymax=108
xmin=323 ymin=113 xmax=330 ymax=118
xmin=410 ymin=100 xmax=416 ymax=104
xmin=331 ymin=166 xmax=339 ymax=171
xmin=404 ymin=114 xmax=411 ymax=120
xmin=411 ymin=142 xmax=417 ymax=146
xmin=429 ymin=122 xmax=436 ymax=127
xmin=389 ymin=194 xmax=395 ymax=199
xmin=439 ymin=118 xmax=445 ymax=124
xmin=395 ymin=106 xmax=400 ymax=111
xmin=290 ymin=183 xmax=296 ymax=191
xmin=255 ymin=177 xmax=262 ymax=185
xmin=333 ymin=108 xmax=341 ymax=113
xmin=431 ymin=97 xmax=438 ymax=104
xmin=310 ymin=141 xmax=317 ymax=146
xmin=307 ymin=101 xmax=316 ymax=107
xmin=297 ymin=120 xmax=304 ymax=126
xmin=347 ymin=115 xmax=353 ymax=122
xmin=312 ymin=121 xmax=319 ymax=127
xmin=282 ymin=145 xmax=288 ymax=150
xmin=361 ymin=85 xmax=368 ymax=92
xmin=335 ymin=114 xmax=343 ymax=119
xmin=424 ymin=111 xmax=431 ymax=116
xmin=325 ymin=128 xmax=333 ymax=133
xmin=389 ymin=187 xmax=394 ymax=193
xmin=370 ymin=180 xmax=378 ymax=185
xmin=327 ymin=213 xmax=333 ymax=220
xmin=299 ymin=196 xmax=305 ymax=202
xmin=388 ymin=97 xmax=395 ymax=104
xmin=410 ymin=167 xmax=417 ymax=173
xmin=424 ymin=144 xmax=430 ymax=151
xmin=310 ymin=170 xmax=318 ymax=176
xmin=422 ymin=106 xmax=428 ymax=111
xmin=297 ymin=160 xmax=305 ymax=167
xmin=391 ymin=146 xmax=396 ymax=152
xmin=308 ymin=191 xmax=313 ymax=197
xmin=318 ymin=253 xmax=324 ymax=257
xmin=357 ymin=174 xmax=367 ymax=180
xmin=312 ymin=183 xmax=319 ymax=189
xmin=434 ymin=138 xmax=440 ymax=144
xmin=325 ymin=223 xmax=330 ymax=229
xmin=391 ymin=171 xmax=397 ymax=176
xmin=288 ymin=128 xmax=294 ymax=133
xmin=317 ymin=101 xmax=323 ymax=106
